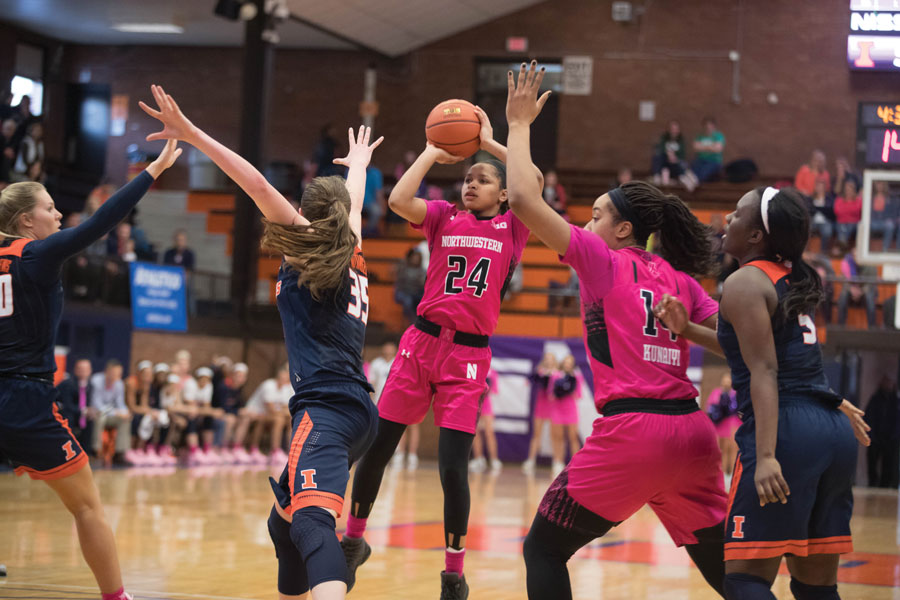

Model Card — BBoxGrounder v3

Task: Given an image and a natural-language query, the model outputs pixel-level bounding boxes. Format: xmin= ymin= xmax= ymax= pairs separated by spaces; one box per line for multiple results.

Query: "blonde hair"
xmin=261 ymin=176 xmax=356 ymax=302
xmin=0 ymin=181 xmax=44 ymax=239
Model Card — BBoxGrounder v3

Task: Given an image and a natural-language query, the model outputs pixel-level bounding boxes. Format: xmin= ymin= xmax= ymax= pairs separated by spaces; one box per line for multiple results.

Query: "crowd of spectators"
xmin=0 ymin=91 xmax=44 ymax=189
xmin=55 ymin=350 xmax=296 ymax=468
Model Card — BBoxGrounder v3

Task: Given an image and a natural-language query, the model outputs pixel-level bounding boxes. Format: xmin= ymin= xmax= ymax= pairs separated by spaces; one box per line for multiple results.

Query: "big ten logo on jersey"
xmin=731 ymin=515 xmax=746 ymax=539
xmin=347 ymin=269 xmax=369 ymax=324
xmin=300 ymin=468 xmax=318 ymax=490
xmin=492 ymin=221 xmax=508 ymax=229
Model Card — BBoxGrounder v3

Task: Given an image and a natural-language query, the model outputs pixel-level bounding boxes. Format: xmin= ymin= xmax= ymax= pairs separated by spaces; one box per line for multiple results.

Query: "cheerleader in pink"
xmin=705 ymin=372 xmax=739 ymax=479
xmin=548 ymin=355 xmax=583 ymax=474
xmin=522 ymin=352 xmax=557 ymax=474
xmin=470 ymin=368 xmax=501 ymax=474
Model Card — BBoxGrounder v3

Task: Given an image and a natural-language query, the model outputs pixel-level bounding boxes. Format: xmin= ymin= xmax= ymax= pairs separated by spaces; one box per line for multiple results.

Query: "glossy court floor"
xmin=0 ymin=462 xmax=897 ymax=599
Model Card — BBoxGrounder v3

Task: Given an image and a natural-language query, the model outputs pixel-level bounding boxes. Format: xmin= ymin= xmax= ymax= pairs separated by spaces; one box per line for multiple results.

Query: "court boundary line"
xmin=0 ymin=582 xmax=261 ymax=600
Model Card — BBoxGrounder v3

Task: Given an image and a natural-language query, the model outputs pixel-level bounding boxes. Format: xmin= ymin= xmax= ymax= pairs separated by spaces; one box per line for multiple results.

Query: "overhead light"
xmin=111 ymin=23 xmax=184 ymax=34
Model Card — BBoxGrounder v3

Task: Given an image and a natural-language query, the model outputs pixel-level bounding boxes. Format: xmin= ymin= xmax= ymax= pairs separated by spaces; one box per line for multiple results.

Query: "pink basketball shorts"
xmin=556 ymin=408 xmax=727 ymax=546
xmin=377 ymin=325 xmax=492 ymax=434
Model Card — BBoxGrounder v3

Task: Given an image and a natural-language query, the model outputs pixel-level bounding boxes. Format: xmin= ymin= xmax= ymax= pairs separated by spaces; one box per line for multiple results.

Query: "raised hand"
xmin=139 ymin=84 xmax=198 ymax=144
xmin=146 ymin=139 xmax=183 ymax=179
xmin=333 ymin=125 xmax=384 ymax=169
xmin=506 ymin=60 xmax=552 ymax=127
xmin=473 ymin=105 xmax=494 ymax=150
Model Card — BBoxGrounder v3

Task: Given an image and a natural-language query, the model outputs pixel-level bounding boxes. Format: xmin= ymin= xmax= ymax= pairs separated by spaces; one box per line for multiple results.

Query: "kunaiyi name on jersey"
xmin=441 ymin=235 xmax=504 ymax=254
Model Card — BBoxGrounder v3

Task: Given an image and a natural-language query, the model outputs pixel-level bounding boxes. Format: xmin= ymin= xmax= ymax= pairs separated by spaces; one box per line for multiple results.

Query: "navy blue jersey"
xmin=717 ymin=260 xmax=841 ymax=417
xmin=0 ymin=172 xmax=153 ymax=375
xmin=275 ymin=247 xmax=371 ymax=393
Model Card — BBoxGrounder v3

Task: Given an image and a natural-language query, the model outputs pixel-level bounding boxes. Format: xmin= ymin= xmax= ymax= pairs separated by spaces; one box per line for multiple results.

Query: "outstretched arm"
xmin=140 ymin=84 xmax=303 ymax=227
xmin=474 ymin=105 xmax=544 ymax=190
xmin=332 ymin=126 xmax=384 ymax=246
xmin=505 ymin=61 xmax=570 ymax=256
xmin=26 ymin=139 xmax=181 ymax=281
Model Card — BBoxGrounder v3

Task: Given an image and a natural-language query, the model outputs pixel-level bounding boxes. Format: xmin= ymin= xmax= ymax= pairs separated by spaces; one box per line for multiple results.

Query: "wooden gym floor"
xmin=0 ymin=462 xmax=897 ymax=599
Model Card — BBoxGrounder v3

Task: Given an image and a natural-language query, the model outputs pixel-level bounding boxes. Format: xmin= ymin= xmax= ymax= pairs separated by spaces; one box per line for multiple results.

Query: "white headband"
xmin=760 ymin=187 xmax=779 ymax=233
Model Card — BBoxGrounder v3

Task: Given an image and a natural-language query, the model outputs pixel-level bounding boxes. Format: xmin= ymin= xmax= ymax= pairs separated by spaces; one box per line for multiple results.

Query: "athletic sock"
xmin=101 ymin=587 xmax=130 ymax=600
xmin=345 ymin=515 xmax=367 ymax=538
xmin=445 ymin=547 xmax=465 ymax=575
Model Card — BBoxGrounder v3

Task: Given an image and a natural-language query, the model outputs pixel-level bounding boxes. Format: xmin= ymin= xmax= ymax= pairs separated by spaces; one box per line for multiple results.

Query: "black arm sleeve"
xmin=24 ymin=171 xmax=155 ymax=282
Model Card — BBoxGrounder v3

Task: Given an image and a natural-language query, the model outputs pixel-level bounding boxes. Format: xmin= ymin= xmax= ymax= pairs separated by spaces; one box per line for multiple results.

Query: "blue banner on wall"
xmin=129 ymin=262 xmax=187 ymax=332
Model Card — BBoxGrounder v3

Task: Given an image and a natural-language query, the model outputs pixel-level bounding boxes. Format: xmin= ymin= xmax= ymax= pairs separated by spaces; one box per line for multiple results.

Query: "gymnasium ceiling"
xmin=0 ymin=0 xmax=545 ymax=56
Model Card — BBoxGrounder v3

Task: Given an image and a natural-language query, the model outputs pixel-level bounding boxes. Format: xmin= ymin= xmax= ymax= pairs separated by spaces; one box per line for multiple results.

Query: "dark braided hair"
xmin=752 ymin=186 xmax=823 ymax=320
xmin=612 ymin=181 xmax=716 ymax=277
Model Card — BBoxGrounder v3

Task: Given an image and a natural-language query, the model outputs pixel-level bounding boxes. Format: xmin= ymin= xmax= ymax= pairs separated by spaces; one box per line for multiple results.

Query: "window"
xmin=11 ymin=75 xmax=43 ymax=117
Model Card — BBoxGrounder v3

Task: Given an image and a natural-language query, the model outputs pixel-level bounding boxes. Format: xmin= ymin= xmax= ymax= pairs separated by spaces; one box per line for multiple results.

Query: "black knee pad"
xmin=790 ymin=577 xmax=839 ymax=600
xmin=290 ymin=506 xmax=347 ymax=589
xmin=267 ymin=505 xmax=308 ymax=596
xmin=723 ymin=572 xmax=776 ymax=600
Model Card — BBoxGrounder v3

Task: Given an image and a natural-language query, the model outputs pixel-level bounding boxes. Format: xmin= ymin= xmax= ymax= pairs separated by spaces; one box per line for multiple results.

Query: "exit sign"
xmin=506 ymin=37 xmax=528 ymax=52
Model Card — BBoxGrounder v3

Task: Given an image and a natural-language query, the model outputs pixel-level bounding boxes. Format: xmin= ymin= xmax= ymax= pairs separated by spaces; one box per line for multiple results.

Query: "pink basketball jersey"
xmin=561 ymin=225 xmax=718 ymax=412
xmin=413 ymin=201 xmax=530 ymax=336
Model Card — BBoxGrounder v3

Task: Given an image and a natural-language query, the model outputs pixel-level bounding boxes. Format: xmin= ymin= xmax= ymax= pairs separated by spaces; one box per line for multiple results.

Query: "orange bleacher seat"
xmin=206 ymin=212 xmax=234 ymax=234
xmin=187 ymin=192 xmax=235 ymax=213
xmin=523 ymin=266 xmax=571 ymax=288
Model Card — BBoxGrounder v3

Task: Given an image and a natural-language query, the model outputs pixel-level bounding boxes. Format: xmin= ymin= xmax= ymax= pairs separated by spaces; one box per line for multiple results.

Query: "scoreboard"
xmin=848 ymin=0 xmax=900 ymax=71
xmin=858 ymin=102 xmax=900 ymax=165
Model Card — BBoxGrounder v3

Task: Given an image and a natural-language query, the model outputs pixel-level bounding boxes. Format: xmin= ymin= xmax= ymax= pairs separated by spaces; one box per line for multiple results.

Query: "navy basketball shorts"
xmin=0 ymin=378 xmax=89 ymax=480
xmin=271 ymin=382 xmax=378 ymax=517
xmin=725 ymin=396 xmax=856 ymax=560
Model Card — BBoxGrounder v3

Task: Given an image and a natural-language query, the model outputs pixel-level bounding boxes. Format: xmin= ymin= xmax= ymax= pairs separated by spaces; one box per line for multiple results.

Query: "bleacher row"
xmin=140 ymin=174 xmax=894 ymax=337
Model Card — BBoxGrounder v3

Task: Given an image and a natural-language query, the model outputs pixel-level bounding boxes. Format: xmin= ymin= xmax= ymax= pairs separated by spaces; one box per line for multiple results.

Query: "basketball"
xmin=425 ymin=99 xmax=481 ymax=158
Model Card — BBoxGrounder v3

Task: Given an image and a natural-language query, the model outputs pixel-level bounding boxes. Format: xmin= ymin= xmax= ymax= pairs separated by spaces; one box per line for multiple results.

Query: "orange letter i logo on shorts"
xmin=732 ymin=515 xmax=746 ymax=539
xmin=300 ymin=469 xmax=318 ymax=490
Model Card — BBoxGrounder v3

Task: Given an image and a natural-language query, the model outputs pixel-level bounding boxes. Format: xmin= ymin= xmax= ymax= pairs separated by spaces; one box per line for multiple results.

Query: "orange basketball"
xmin=425 ymin=99 xmax=481 ymax=158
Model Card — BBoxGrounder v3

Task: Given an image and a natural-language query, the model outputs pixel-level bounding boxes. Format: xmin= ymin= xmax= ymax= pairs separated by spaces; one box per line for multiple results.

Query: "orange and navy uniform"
xmin=717 ymin=260 xmax=855 ymax=560
xmin=269 ymin=246 xmax=378 ymax=517
xmin=0 ymin=172 xmax=154 ymax=480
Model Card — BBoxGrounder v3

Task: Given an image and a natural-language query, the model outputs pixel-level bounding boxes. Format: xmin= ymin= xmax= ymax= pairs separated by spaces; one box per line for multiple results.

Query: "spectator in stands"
xmin=124 ymin=360 xmax=163 ymax=465
xmin=651 ymin=120 xmax=694 ymax=189
xmin=394 ymin=247 xmax=426 ymax=323
xmin=793 ymin=149 xmax=830 ymax=197
xmin=807 ymin=179 xmax=836 ymax=254
xmin=313 ymin=123 xmax=339 ymax=177
xmin=214 ymin=361 xmax=249 ymax=462
xmin=864 ymin=376 xmax=900 ymax=488
xmin=549 ymin=267 xmax=579 ymax=313
xmin=163 ymin=229 xmax=195 ymax=271
xmin=10 ymin=95 xmax=35 ymax=147
xmin=832 ymin=157 xmax=860 ymax=199
xmin=837 ymin=247 xmax=877 ymax=327
xmin=0 ymin=118 xmax=17 ymax=187
xmin=164 ymin=229 xmax=196 ymax=314
xmin=870 ymin=180 xmax=900 ymax=251
xmin=362 ymin=163 xmax=385 ymax=237
xmin=89 ymin=359 xmax=131 ymax=465
xmin=834 ymin=178 xmax=863 ymax=247
xmin=542 ymin=169 xmax=568 ymax=215
xmin=56 ymin=358 xmax=95 ymax=454
xmin=149 ymin=363 xmax=179 ymax=464
xmin=691 ymin=116 xmax=725 ymax=183
xmin=11 ymin=121 xmax=43 ymax=183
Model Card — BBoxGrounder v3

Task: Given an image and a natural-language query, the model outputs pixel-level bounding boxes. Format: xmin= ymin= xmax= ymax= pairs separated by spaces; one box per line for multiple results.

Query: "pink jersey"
xmin=561 ymin=225 xmax=718 ymax=411
xmin=413 ymin=201 xmax=530 ymax=336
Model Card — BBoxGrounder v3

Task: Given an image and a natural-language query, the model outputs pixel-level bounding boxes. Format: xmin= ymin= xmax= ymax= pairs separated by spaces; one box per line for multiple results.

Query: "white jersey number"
xmin=0 ymin=273 xmax=12 ymax=317
xmin=347 ymin=269 xmax=369 ymax=324
xmin=798 ymin=314 xmax=816 ymax=345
